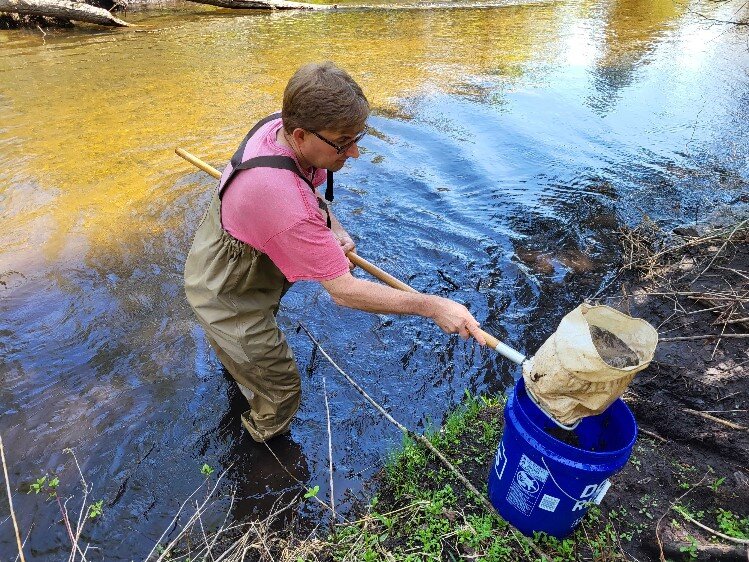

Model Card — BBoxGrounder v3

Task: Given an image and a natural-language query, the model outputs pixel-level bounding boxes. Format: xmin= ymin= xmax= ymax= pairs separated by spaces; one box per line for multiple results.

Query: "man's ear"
xmin=292 ymin=128 xmax=307 ymax=144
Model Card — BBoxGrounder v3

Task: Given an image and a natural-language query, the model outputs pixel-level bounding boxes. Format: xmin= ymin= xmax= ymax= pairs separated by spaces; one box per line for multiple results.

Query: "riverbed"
xmin=1 ymin=0 xmax=747 ymax=558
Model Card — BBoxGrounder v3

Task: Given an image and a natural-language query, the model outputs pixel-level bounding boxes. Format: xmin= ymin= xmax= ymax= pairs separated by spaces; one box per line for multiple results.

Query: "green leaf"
xmin=200 ymin=463 xmax=215 ymax=476
xmin=29 ymin=476 xmax=47 ymax=494
xmin=710 ymin=476 xmax=726 ymax=491
xmin=304 ymin=485 xmax=320 ymax=499
xmin=88 ymin=500 xmax=104 ymax=519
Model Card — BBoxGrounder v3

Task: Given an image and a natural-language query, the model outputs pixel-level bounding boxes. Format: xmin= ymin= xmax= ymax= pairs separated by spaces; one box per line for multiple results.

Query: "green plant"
xmin=200 ymin=463 xmax=214 ymax=476
xmin=374 ymin=512 xmax=395 ymax=530
xmin=25 ymin=457 xmax=108 ymax=562
xmin=29 ymin=475 xmax=47 ymax=495
xmin=709 ymin=476 xmax=725 ymax=492
xmin=674 ymin=504 xmax=704 ymax=522
xmin=28 ymin=474 xmax=60 ymax=499
xmin=88 ymin=499 xmax=104 ymax=520
xmin=679 ymin=534 xmax=699 ymax=559
xmin=716 ymin=509 xmax=749 ymax=539
xmin=536 ymin=532 xmax=577 ymax=562
xmin=155 ymin=544 xmax=173 ymax=560
xmin=304 ymin=485 xmax=320 ymax=499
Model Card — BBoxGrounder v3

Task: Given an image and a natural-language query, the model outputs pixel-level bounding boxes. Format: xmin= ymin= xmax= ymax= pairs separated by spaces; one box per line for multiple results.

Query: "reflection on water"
xmin=588 ymin=0 xmax=685 ymax=112
xmin=0 ymin=1 xmax=559 ymax=261
xmin=1 ymin=0 xmax=748 ymax=558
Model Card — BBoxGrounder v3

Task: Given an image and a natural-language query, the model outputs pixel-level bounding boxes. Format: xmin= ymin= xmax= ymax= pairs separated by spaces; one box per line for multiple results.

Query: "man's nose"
xmin=345 ymin=143 xmax=360 ymax=158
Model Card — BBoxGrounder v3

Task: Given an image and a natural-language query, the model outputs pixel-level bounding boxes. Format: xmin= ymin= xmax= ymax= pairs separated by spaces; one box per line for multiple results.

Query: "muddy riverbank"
xmin=602 ymin=212 xmax=749 ymax=561
xmin=295 ymin=212 xmax=749 ymax=562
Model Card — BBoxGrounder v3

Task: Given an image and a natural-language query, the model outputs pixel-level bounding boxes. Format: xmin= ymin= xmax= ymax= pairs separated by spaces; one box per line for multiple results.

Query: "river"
xmin=1 ymin=0 xmax=747 ymax=558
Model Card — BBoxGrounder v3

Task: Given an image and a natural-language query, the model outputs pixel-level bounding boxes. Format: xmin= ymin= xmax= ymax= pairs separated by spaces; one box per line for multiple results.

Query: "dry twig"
xmin=660 ymin=333 xmax=749 ymax=341
xmin=0 ymin=435 xmax=27 ymax=562
xmin=677 ymin=510 xmax=749 ymax=545
xmin=693 ymin=219 xmax=749 ymax=280
xmin=683 ymin=408 xmax=748 ymax=431
xmin=619 ymin=219 xmax=749 ymax=284
xmin=322 ymin=376 xmax=336 ymax=527
xmin=65 ymin=448 xmax=95 ymax=562
xmin=639 ymin=427 xmax=667 ymax=443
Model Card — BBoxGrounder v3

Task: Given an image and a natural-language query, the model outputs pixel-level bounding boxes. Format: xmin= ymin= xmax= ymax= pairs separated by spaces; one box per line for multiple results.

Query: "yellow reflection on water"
xmin=0 ymin=0 xmax=686 ymax=263
xmin=599 ymin=0 xmax=685 ymax=67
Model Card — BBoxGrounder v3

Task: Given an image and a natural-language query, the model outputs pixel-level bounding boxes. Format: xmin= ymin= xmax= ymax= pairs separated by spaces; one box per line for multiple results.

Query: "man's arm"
xmin=321 ymin=272 xmax=486 ymax=344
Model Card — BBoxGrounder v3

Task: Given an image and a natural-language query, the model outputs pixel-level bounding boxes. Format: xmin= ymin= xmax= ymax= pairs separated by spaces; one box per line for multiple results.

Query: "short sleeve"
xmin=262 ymin=218 xmax=350 ymax=282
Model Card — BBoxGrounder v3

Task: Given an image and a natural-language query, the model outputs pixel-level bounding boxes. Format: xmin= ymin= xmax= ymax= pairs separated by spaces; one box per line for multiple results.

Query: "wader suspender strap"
xmin=219 ymin=113 xmax=334 ymax=228
xmin=326 ymin=171 xmax=334 ymax=203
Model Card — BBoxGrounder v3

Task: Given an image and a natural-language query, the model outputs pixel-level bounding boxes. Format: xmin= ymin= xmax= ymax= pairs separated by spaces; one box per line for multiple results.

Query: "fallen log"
xmin=0 ymin=0 xmax=130 ymax=25
xmin=186 ymin=0 xmax=334 ymax=9
xmin=658 ymin=541 xmax=748 ymax=562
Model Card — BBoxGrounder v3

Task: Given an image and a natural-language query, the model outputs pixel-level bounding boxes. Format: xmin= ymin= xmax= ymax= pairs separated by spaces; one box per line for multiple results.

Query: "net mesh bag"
xmin=522 ymin=303 xmax=658 ymax=426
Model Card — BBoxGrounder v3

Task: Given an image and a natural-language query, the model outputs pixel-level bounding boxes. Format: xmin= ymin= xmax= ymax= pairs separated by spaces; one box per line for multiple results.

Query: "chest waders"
xmin=184 ymin=113 xmax=334 ymax=442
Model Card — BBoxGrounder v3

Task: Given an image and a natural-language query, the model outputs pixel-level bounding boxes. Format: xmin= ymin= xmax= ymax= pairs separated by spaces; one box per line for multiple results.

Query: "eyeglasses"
xmin=310 ymin=128 xmax=368 ymax=154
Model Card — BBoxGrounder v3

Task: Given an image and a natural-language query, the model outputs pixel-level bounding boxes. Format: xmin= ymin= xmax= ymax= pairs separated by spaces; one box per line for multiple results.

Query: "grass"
xmin=329 ymin=392 xmax=636 ymax=562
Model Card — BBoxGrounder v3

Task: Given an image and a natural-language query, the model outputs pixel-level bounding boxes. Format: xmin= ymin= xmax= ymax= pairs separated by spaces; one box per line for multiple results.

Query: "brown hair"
xmin=282 ymin=61 xmax=369 ymax=135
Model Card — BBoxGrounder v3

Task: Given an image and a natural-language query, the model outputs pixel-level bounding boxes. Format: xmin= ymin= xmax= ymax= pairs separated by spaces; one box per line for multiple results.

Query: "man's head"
xmin=282 ymin=61 xmax=370 ymax=171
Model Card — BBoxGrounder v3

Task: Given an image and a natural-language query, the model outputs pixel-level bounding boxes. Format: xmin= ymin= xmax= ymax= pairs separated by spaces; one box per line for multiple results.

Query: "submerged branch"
xmin=0 ymin=0 xmax=130 ymax=26
xmin=185 ymin=0 xmax=333 ymax=10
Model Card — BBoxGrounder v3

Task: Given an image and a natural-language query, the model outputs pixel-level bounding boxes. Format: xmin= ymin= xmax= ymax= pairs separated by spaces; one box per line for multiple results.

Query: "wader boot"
xmin=183 ymin=113 xmax=334 ymax=442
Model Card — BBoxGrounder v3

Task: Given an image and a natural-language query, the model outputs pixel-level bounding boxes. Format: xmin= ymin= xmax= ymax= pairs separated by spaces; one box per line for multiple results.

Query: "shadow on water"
xmin=205 ymin=376 xmax=311 ymax=524
xmin=1 ymin=0 xmax=748 ymax=558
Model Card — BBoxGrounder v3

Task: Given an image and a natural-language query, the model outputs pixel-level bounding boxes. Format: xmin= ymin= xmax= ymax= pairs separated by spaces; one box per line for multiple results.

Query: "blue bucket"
xmin=487 ymin=378 xmax=637 ymax=538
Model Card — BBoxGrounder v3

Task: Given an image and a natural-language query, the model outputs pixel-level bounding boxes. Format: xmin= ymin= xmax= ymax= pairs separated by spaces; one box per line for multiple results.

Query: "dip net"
xmin=523 ymin=303 xmax=659 ymax=426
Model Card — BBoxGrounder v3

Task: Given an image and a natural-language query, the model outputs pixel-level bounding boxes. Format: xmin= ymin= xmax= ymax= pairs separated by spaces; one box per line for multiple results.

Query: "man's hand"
xmin=428 ymin=296 xmax=487 ymax=345
xmin=333 ymin=229 xmax=356 ymax=270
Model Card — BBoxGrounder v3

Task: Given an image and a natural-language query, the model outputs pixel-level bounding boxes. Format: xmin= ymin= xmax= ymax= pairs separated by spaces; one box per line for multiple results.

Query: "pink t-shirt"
xmin=220 ymin=118 xmax=350 ymax=283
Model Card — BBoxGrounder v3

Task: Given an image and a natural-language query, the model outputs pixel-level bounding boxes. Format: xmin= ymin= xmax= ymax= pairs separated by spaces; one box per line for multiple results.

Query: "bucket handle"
xmin=526 ymin=387 xmax=581 ymax=431
xmin=540 ymin=457 xmax=583 ymax=501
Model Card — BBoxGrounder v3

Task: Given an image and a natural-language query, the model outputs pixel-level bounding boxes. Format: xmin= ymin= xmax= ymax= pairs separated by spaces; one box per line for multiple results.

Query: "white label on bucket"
xmin=538 ymin=494 xmax=560 ymax=512
xmin=593 ymin=479 xmax=611 ymax=505
xmin=494 ymin=441 xmax=508 ymax=481
xmin=506 ymin=454 xmax=549 ymax=516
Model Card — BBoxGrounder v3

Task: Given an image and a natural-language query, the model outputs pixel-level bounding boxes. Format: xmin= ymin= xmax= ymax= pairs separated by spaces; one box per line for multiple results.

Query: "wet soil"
xmin=597 ymin=222 xmax=749 ymax=560
xmin=590 ymin=325 xmax=641 ymax=369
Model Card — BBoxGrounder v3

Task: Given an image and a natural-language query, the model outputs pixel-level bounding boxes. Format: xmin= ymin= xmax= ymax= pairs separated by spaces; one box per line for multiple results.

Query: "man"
xmin=185 ymin=61 xmax=485 ymax=443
